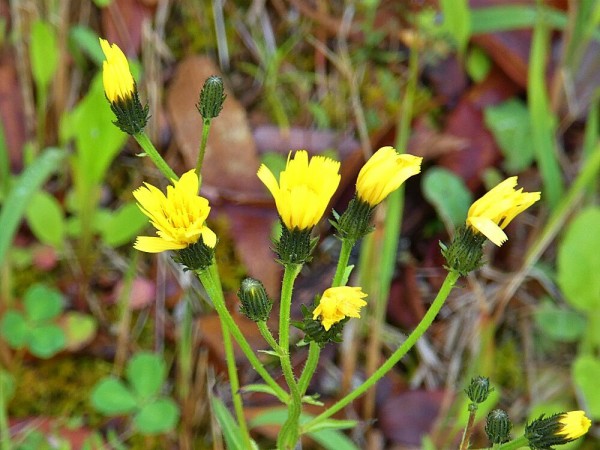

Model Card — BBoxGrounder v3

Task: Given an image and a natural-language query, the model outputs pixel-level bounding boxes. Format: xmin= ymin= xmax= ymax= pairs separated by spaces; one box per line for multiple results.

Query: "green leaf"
xmin=61 ymin=74 xmax=127 ymax=186
xmin=98 ymin=202 xmax=147 ymax=248
xmin=557 ymin=208 xmax=600 ymax=312
xmin=69 ymin=25 xmax=105 ymax=66
xmin=126 ymin=352 xmax=166 ymax=400
xmin=422 ymin=168 xmax=472 ymax=229
xmin=308 ymin=428 xmax=360 ymax=450
xmin=240 ymin=384 xmax=280 ymax=398
xmin=28 ymin=324 xmax=66 ymax=358
xmin=303 ymin=418 xmax=357 ymax=433
xmin=0 ymin=148 xmax=66 ymax=263
xmin=440 ymin=0 xmax=470 ymax=55
xmin=0 ymin=311 xmax=28 ymax=347
xmin=484 ymin=99 xmax=534 ymax=173
xmin=573 ymin=355 xmax=600 ymax=419
xmin=30 ymin=20 xmax=59 ymax=90
xmin=24 ymin=284 xmax=64 ymax=322
xmin=91 ymin=378 xmax=137 ymax=415
xmin=133 ymin=398 xmax=180 ymax=435
xmin=534 ymin=301 xmax=586 ymax=343
xmin=61 ymin=312 xmax=98 ymax=351
xmin=25 ymin=191 xmax=65 ymax=249
xmin=211 ymin=396 xmax=245 ymax=450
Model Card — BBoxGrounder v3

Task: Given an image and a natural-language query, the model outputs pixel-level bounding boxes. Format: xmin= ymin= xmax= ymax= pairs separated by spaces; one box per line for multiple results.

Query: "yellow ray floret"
xmin=257 ymin=150 xmax=341 ymax=230
xmin=313 ymin=286 xmax=368 ymax=331
xmin=356 ymin=146 xmax=423 ymax=206
xmin=133 ymin=170 xmax=216 ymax=253
xmin=557 ymin=411 xmax=592 ymax=440
xmin=100 ymin=38 xmax=135 ymax=103
xmin=466 ymin=176 xmax=540 ymax=246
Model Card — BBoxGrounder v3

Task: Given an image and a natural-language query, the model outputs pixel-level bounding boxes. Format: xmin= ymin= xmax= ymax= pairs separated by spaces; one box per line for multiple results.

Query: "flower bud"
xmin=238 ymin=278 xmax=273 ymax=322
xmin=526 ymin=411 xmax=591 ymax=449
xmin=275 ymin=223 xmax=317 ymax=266
xmin=485 ymin=409 xmax=512 ymax=444
xmin=197 ymin=76 xmax=226 ymax=120
xmin=465 ymin=376 xmax=492 ymax=404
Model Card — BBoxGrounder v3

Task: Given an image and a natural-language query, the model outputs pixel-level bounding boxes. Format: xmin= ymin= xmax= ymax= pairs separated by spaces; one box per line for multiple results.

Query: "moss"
xmin=9 ymin=357 xmax=112 ymax=425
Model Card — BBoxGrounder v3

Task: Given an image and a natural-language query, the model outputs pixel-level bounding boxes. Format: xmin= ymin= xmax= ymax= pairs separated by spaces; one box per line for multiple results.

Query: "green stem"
xmin=495 ymin=436 xmax=528 ymax=450
xmin=298 ymin=342 xmax=320 ymax=396
xmin=277 ymin=263 xmax=303 ymax=449
xmin=0 ymin=369 xmax=10 ymax=450
xmin=257 ymin=321 xmax=280 ymax=353
xmin=221 ymin=325 xmax=252 ymax=449
xmin=196 ymin=262 xmax=288 ymax=403
xmin=297 ymin=238 xmax=355 ymax=398
xmin=134 ymin=132 xmax=178 ymax=181
xmin=332 ymin=238 xmax=355 ymax=287
xmin=302 ymin=270 xmax=460 ymax=433
xmin=459 ymin=405 xmax=478 ymax=450
xmin=195 ymin=118 xmax=212 ymax=176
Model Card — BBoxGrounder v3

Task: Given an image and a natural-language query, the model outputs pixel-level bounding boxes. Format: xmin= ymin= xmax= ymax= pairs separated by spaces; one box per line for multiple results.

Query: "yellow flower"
xmin=133 ymin=170 xmax=217 ymax=253
xmin=313 ymin=286 xmax=367 ymax=331
xmin=356 ymin=146 xmax=423 ymax=206
xmin=466 ymin=177 xmax=540 ymax=246
xmin=100 ymin=38 xmax=135 ymax=103
xmin=557 ymin=411 xmax=591 ymax=440
xmin=257 ymin=150 xmax=341 ymax=230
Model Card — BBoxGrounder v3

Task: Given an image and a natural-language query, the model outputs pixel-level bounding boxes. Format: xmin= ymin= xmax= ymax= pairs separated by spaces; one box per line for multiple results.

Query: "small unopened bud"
xmin=238 ymin=278 xmax=272 ymax=322
xmin=465 ymin=376 xmax=492 ymax=404
xmin=485 ymin=409 xmax=512 ymax=444
xmin=197 ymin=76 xmax=226 ymax=119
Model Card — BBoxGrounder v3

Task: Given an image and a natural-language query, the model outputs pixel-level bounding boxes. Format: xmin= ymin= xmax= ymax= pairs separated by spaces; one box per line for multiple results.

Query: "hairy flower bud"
xmin=197 ymin=76 xmax=226 ymax=120
xmin=485 ymin=409 xmax=512 ymax=444
xmin=238 ymin=278 xmax=273 ymax=322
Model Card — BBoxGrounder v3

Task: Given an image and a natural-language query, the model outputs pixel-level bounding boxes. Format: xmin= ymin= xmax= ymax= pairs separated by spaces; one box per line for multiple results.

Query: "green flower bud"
xmin=440 ymin=226 xmax=486 ymax=276
xmin=238 ymin=278 xmax=273 ymax=322
xmin=172 ymin=236 xmax=215 ymax=272
xmin=465 ymin=376 xmax=492 ymax=404
xmin=485 ymin=409 xmax=512 ymax=444
xmin=331 ymin=197 xmax=375 ymax=242
xmin=197 ymin=76 xmax=226 ymax=119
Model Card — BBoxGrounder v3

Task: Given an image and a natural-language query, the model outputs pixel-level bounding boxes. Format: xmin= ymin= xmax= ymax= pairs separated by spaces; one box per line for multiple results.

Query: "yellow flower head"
xmin=313 ymin=286 xmax=367 ymax=331
xmin=357 ymin=146 xmax=423 ymax=206
xmin=133 ymin=170 xmax=217 ymax=253
xmin=557 ymin=411 xmax=591 ymax=440
xmin=100 ymin=38 xmax=135 ymax=103
xmin=257 ymin=150 xmax=341 ymax=230
xmin=466 ymin=177 xmax=540 ymax=246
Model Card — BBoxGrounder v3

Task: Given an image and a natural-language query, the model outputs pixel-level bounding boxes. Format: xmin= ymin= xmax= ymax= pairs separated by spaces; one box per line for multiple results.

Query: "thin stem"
xmin=221 ymin=325 xmax=253 ymax=449
xmin=277 ymin=263 xmax=303 ymax=449
xmin=197 ymin=262 xmax=288 ymax=403
xmin=257 ymin=321 xmax=280 ymax=353
xmin=134 ymin=132 xmax=178 ymax=181
xmin=0 ymin=369 xmax=10 ymax=450
xmin=459 ymin=405 xmax=478 ymax=450
xmin=495 ymin=436 xmax=528 ymax=450
xmin=195 ymin=119 xmax=212 ymax=176
xmin=332 ymin=238 xmax=355 ymax=287
xmin=302 ymin=270 xmax=460 ymax=433
xmin=298 ymin=342 xmax=320 ymax=396
xmin=279 ymin=263 xmax=302 ymax=352
xmin=298 ymin=238 xmax=355 ymax=397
